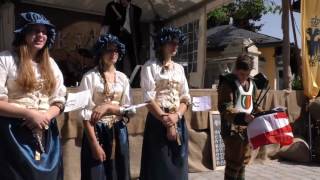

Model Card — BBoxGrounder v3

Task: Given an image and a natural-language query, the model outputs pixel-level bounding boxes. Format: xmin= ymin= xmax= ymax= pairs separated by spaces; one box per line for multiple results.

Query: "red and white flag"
xmin=247 ymin=111 xmax=294 ymax=149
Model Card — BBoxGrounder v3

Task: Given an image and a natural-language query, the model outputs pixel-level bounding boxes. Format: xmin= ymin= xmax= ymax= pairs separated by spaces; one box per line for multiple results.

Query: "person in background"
xmin=80 ymin=33 xmax=133 ymax=180
xmin=101 ymin=0 xmax=142 ymax=79
xmin=218 ymin=55 xmax=261 ymax=180
xmin=0 ymin=12 xmax=66 ymax=180
xmin=139 ymin=27 xmax=190 ymax=180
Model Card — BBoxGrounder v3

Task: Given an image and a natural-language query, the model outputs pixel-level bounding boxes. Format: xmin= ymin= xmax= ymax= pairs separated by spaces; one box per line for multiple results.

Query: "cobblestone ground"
xmin=189 ymin=161 xmax=320 ymax=180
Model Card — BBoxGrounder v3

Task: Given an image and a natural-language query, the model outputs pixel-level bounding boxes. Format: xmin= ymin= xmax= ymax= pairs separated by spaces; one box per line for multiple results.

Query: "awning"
xmin=21 ymin=0 xmax=212 ymax=22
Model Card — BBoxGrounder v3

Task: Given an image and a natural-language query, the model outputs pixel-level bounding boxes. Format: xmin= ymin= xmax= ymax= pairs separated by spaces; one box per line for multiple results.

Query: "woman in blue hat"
xmin=79 ymin=33 xmax=133 ymax=180
xmin=139 ymin=27 xmax=190 ymax=180
xmin=0 ymin=12 xmax=66 ymax=180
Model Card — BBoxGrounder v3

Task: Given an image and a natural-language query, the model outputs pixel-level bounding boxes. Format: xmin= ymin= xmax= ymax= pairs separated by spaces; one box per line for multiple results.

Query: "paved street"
xmin=189 ymin=161 xmax=320 ymax=180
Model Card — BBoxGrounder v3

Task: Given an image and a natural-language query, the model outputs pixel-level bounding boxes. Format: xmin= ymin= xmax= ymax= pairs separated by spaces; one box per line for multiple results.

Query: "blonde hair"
xmin=15 ymin=44 xmax=56 ymax=95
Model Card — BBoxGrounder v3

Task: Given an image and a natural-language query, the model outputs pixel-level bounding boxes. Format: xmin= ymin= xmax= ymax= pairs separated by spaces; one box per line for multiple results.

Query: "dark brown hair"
xmin=97 ymin=44 xmax=117 ymax=96
xmin=235 ymin=54 xmax=253 ymax=71
xmin=155 ymin=46 xmax=166 ymax=63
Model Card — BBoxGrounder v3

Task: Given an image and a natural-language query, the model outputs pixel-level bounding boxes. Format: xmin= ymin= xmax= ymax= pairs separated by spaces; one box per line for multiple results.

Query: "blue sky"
xmin=255 ymin=0 xmax=301 ymax=47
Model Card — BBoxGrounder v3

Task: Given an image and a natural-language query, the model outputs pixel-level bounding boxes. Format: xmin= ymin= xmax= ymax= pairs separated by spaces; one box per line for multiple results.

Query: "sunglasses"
xmin=26 ymin=27 xmax=48 ymax=35
xmin=168 ymin=41 xmax=179 ymax=46
xmin=104 ymin=48 xmax=119 ymax=54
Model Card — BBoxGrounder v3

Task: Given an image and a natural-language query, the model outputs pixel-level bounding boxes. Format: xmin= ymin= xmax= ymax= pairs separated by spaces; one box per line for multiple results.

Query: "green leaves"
xmin=208 ymin=0 xmax=281 ymax=31
xmin=292 ymin=74 xmax=303 ymax=90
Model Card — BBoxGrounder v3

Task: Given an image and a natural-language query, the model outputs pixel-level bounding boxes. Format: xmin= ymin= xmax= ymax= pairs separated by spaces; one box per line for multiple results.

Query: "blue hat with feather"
xmin=13 ymin=12 xmax=56 ymax=48
xmin=154 ymin=27 xmax=187 ymax=49
xmin=92 ymin=33 xmax=126 ymax=61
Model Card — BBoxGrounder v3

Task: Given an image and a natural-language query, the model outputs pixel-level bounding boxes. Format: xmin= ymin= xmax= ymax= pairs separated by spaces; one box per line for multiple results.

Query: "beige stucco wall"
xmin=259 ymin=47 xmax=277 ymax=90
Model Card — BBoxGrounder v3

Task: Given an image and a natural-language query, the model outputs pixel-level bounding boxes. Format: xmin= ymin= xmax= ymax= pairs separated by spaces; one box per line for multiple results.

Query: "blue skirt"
xmin=0 ymin=117 xmax=63 ymax=180
xmin=81 ymin=121 xmax=130 ymax=180
xmin=139 ymin=113 xmax=188 ymax=180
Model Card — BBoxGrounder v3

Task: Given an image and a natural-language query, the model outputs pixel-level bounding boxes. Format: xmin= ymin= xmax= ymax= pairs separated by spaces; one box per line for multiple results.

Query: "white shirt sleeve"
xmin=140 ymin=62 xmax=156 ymax=102
xmin=0 ymin=54 xmax=9 ymax=100
xmin=49 ymin=58 xmax=66 ymax=105
xmin=120 ymin=76 xmax=131 ymax=106
xmin=79 ymin=72 xmax=96 ymax=121
xmin=179 ymin=65 xmax=191 ymax=105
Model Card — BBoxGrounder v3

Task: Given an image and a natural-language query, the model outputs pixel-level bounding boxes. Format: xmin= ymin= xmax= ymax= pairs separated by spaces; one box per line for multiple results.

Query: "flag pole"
xmin=308 ymin=102 xmax=312 ymax=160
xmin=308 ymin=98 xmax=316 ymax=161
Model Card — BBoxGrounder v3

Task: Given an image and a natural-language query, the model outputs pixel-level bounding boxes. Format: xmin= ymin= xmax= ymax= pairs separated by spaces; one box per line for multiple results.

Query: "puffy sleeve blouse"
xmin=140 ymin=59 xmax=190 ymax=112
xmin=79 ymin=68 xmax=131 ymax=121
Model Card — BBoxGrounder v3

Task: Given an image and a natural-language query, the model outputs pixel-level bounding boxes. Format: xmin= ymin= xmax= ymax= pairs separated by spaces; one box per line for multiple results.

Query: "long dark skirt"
xmin=81 ymin=121 xmax=130 ymax=180
xmin=0 ymin=116 xmax=63 ymax=180
xmin=139 ymin=113 xmax=188 ymax=180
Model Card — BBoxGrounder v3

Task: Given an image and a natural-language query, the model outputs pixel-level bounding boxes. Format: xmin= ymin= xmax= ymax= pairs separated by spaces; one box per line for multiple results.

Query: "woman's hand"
xmin=161 ymin=113 xmax=179 ymax=128
xmin=41 ymin=112 xmax=53 ymax=128
xmin=167 ymin=126 xmax=177 ymax=141
xmin=160 ymin=114 xmax=170 ymax=127
xmin=167 ymin=113 xmax=179 ymax=126
xmin=90 ymin=104 xmax=111 ymax=124
xmin=23 ymin=109 xmax=49 ymax=130
xmin=91 ymin=143 xmax=106 ymax=162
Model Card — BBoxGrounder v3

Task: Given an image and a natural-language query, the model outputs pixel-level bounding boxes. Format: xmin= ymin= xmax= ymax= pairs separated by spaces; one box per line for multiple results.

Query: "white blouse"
xmin=0 ymin=50 xmax=66 ymax=111
xmin=140 ymin=59 xmax=191 ymax=112
xmin=79 ymin=67 xmax=131 ymax=121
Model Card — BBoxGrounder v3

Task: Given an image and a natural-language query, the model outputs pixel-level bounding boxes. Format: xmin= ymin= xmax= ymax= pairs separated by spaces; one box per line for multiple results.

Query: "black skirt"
xmin=139 ymin=113 xmax=188 ymax=180
xmin=0 ymin=117 xmax=63 ymax=180
xmin=81 ymin=120 xmax=130 ymax=180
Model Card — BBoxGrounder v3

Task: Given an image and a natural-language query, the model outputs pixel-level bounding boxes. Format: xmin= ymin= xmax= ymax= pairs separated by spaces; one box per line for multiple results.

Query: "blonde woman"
xmin=0 ymin=12 xmax=66 ymax=180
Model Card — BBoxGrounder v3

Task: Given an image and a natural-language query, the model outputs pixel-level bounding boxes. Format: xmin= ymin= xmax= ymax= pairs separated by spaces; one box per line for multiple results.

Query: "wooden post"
xmin=282 ymin=0 xmax=293 ymax=90
xmin=0 ymin=2 xmax=15 ymax=51
xmin=290 ymin=0 xmax=302 ymax=78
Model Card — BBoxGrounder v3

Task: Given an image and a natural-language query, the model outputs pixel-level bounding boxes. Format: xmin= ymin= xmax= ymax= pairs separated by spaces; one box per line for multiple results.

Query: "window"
xmin=174 ymin=20 xmax=199 ymax=76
